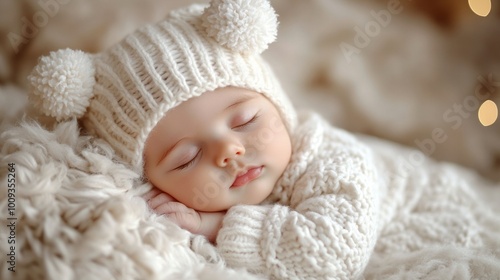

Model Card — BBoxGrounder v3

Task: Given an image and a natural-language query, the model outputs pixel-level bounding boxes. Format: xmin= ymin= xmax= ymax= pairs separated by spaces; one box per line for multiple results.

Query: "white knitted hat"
xmin=28 ymin=0 xmax=297 ymax=174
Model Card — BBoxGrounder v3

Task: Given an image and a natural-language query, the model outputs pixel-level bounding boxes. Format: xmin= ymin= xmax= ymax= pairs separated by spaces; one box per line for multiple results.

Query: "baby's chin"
xmin=184 ymin=197 xmax=234 ymax=212
xmin=186 ymin=180 xmax=275 ymax=211
xmin=190 ymin=203 xmax=232 ymax=213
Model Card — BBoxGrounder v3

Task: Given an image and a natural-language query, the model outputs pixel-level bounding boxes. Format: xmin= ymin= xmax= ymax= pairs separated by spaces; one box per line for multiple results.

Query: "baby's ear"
xmin=28 ymin=48 xmax=96 ymax=121
xmin=200 ymin=0 xmax=278 ymax=55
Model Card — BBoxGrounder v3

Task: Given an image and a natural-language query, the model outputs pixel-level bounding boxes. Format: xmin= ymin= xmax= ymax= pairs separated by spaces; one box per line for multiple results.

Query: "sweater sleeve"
xmin=216 ymin=116 xmax=379 ymax=279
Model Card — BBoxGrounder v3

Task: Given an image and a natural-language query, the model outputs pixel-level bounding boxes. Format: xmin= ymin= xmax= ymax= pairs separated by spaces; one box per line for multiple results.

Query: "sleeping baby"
xmin=28 ymin=0 xmax=500 ymax=279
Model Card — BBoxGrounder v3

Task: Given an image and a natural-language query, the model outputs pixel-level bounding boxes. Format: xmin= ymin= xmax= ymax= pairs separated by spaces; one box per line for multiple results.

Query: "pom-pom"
xmin=29 ymin=48 xmax=96 ymax=120
xmin=201 ymin=0 xmax=278 ymax=55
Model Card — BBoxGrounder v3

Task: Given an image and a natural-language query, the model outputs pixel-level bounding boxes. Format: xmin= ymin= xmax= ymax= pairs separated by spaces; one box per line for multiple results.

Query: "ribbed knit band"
xmin=216 ymin=204 xmax=292 ymax=277
xmin=81 ymin=5 xmax=297 ymax=174
xmin=216 ymin=205 xmax=272 ymax=274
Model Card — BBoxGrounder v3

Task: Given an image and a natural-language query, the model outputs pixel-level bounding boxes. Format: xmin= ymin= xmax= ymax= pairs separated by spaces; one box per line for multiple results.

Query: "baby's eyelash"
xmin=234 ymin=113 xmax=260 ymax=129
xmin=175 ymin=150 xmax=200 ymax=170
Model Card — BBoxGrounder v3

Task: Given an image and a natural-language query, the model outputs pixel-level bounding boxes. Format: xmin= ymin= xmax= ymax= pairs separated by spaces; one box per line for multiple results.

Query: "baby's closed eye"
xmin=232 ymin=112 xmax=260 ymax=130
xmin=175 ymin=150 xmax=201 ymax=170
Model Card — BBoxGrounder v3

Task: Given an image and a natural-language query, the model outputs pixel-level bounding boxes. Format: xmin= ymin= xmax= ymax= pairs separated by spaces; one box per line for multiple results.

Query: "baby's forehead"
xmin=167 ymin=88 xmax=261 ymax=118
xmin=154 ymin=88 xmax=256 ymax=131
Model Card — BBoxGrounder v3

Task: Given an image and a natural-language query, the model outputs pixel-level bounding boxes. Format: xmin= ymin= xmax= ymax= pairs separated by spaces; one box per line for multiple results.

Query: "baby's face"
xmin=144 ymin=87 xmax=292 ymax=212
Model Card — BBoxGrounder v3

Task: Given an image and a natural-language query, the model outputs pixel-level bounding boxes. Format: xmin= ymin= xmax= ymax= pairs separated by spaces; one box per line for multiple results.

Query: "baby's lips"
xmin=231 ymin=166 xmax=263 ymax=187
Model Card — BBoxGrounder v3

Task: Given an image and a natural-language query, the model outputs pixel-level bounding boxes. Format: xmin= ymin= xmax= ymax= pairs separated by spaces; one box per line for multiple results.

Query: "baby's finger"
xmin=153 ymin=201 xmax=190 ymax=215
xmin=142 ymin=187 xmax=163 ymax=201
xmin=148 ymin=192 xmax=177 ymax=209
xmin=166 ymin=212 xmax=200 ymax=233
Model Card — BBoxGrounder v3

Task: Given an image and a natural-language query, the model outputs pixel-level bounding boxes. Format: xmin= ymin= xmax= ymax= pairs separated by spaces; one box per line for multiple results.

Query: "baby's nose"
xmin=216 ymin=141 xmax=245 ymax=167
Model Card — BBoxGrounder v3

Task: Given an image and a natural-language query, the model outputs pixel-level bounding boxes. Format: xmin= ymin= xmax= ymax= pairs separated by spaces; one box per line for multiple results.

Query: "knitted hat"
xmin=28 ymin=0 xmax=297 ymax=174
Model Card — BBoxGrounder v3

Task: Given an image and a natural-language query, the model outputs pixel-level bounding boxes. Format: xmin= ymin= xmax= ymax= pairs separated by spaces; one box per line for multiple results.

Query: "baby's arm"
xmin=143 ymin=188 xmax=225 ymax=243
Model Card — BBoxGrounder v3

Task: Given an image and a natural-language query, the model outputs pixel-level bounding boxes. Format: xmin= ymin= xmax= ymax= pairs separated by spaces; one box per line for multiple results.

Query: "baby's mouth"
xmin=230 ymin=166 xmax=263 ymax=188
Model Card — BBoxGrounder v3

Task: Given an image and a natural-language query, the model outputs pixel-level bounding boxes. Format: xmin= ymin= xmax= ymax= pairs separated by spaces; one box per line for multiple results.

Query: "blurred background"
xmin=1 ymin=0 xmax=499 ymax=180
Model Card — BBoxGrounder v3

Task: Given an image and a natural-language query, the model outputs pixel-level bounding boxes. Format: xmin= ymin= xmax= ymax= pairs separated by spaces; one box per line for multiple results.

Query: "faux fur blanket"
xmin=1 ymin=110 xmax=500 ymax=279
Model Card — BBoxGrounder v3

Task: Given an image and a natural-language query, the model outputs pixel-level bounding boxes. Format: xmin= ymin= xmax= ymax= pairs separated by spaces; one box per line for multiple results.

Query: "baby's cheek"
xmin=181 ymin=175 xmax=214 ymax=210
xmin=242 ymin=125 xmax=274 ymax=160
xmin=268 ymin=114 xmax=287 ymax=133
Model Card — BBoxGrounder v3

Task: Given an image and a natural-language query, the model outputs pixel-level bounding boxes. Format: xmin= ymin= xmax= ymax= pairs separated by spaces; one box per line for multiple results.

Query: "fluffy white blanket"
xmin=0 ymin=119 xmax=263 ymax=280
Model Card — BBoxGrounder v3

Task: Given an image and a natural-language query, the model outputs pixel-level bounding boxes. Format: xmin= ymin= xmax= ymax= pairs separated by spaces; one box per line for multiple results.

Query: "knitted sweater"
xmin=215 ymin=111 xmax=500 ymax=279
xmin=216 ymin=111 xmax=380 ymax=279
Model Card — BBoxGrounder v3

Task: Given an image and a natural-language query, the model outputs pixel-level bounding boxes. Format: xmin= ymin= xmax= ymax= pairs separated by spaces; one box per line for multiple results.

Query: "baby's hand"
xmin=143 ymin=187 xmax=225 ymax=243
xmin=143 ymin=187 xmax=202 ymax=234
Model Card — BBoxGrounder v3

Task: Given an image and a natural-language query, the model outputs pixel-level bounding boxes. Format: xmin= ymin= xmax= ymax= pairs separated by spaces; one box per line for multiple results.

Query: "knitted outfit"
xmin=213 ymin=110 xmax=500 ymax=279
xmin=27 ymin=0 xmax=500 ymax=279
